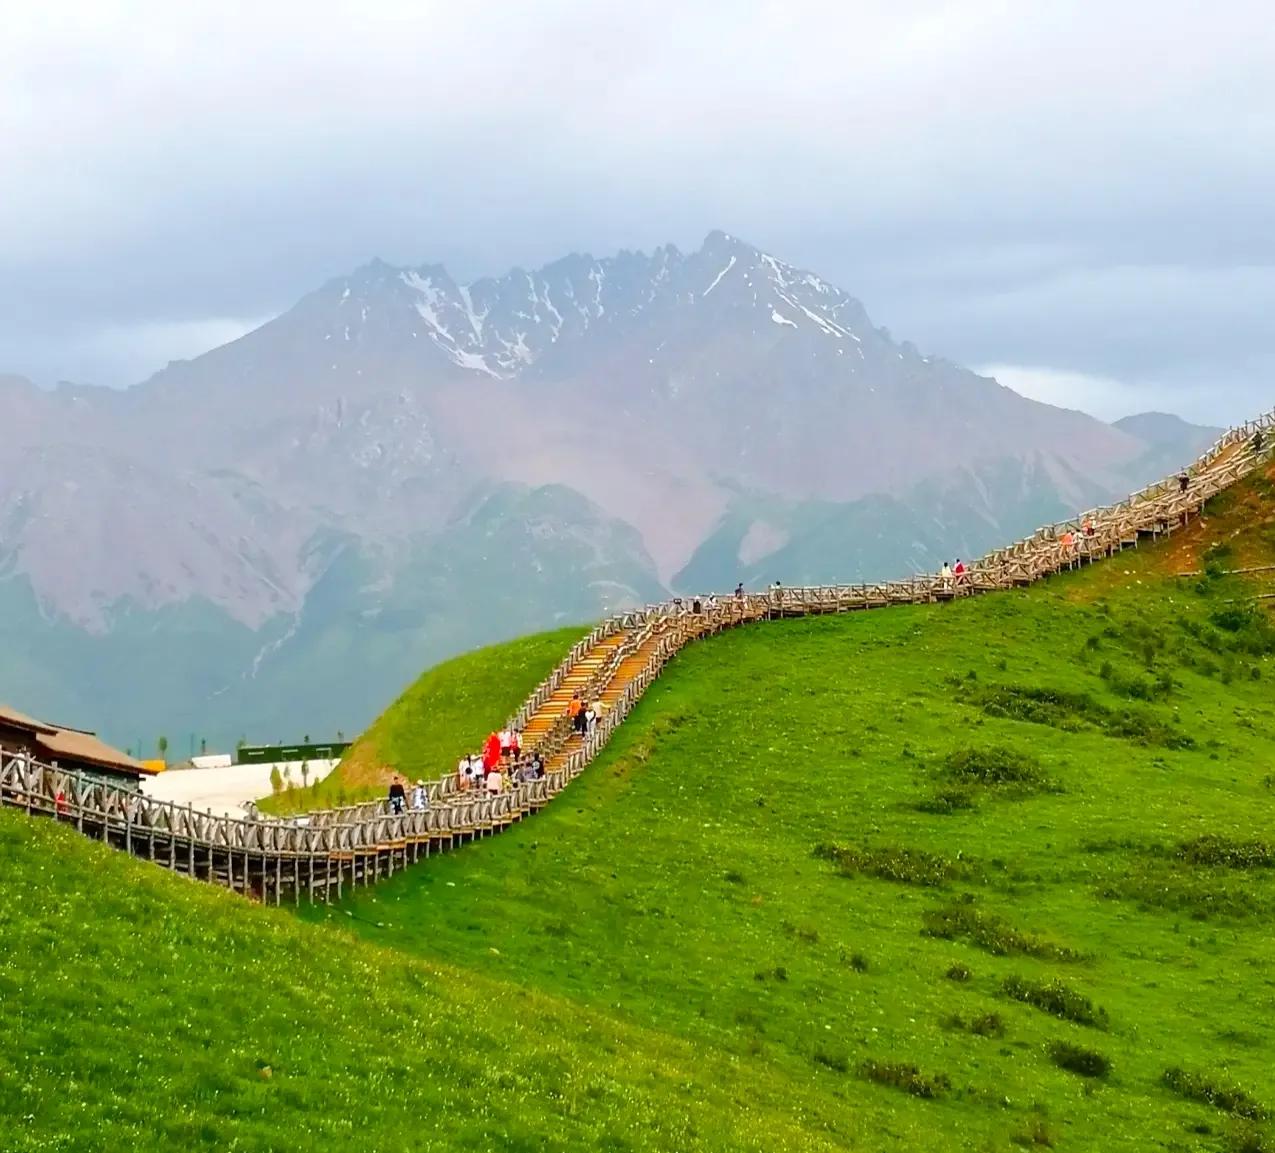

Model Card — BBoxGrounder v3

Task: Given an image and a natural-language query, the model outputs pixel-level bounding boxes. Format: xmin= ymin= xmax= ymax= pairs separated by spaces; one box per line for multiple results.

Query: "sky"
xmin=1 ymin=0 xmax=1272 ymax=424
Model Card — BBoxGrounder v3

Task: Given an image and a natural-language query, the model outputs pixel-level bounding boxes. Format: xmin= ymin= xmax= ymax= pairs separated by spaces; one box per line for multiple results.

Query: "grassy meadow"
xmin=5 ymin=471 xmax=1275 ymax=1151
xmin=306 ymin=476 xmax=1275 ymax=1151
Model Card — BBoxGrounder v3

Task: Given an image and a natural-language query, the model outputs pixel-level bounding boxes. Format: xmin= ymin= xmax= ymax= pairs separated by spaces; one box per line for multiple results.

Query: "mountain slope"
xmin=318 ymin=464 xmax=1275 ymax=1152
xmin=0 ymin=234 xmax=1219 ymax=748
xmin=0 ymin=810 xmax=852 ymax=1153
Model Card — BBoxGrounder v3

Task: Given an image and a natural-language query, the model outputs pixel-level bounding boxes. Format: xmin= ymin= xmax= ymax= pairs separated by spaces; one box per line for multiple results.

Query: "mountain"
xmin=0 ymin=233 xmax=1218 ymax=749
xmin=1112 ymin=411 xmax=1223 ymax=481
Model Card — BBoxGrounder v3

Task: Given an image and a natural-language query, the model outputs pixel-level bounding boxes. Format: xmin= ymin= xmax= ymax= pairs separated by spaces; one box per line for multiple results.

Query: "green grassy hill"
xmin=310 ymin=470 xmax=1275 ymax=1152
xmin=261 ymin=624 xmax=586 ymax=813
xmin=0 ymin=811 xmax=854 ymax=1152
xmin=7 ymin=468 xmax=1275 ymax=1151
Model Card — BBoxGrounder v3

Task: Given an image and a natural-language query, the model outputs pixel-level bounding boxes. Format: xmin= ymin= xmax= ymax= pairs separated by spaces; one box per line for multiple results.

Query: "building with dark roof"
xmin=0 ymin=703 xmax=154 ymax=786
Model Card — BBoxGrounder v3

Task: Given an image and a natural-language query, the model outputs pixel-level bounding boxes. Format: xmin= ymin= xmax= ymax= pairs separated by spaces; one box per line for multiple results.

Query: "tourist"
xmin=953 ymin=558 xmax=967 ymax=586
xmin=940 ymin=561 xmax=953 ymax=588
xmin=584 ymin=701 xmax=597 ymax=734
xmin=1254 ymin=429 xmax=1265 ymax=453
xmin=735 ymin=582 xmax=745 ymax=599
xmin=509 ymin=728 xmax=521 ymax=759
xmin=498 ymin=727 xmax=512 ymax=758
xmin=568 ymin=692 xmax=584 ymax=734
xmin=483 ymin=731 xmax=502 ymax=775
xmin=1083 ymin=517 xmax=1095 ymax=537
xmin=1179 ymin=472 xmax=1190 ymax=493
xmin=388 ymin=775 xmax=406 ymax=816
xmin=486 ymin=765 xmax=503 ymax=796
xmin=530 ymin=751 xmax=545 ymax=779
xmin=411 ymin=780 xmax=428 ymax=811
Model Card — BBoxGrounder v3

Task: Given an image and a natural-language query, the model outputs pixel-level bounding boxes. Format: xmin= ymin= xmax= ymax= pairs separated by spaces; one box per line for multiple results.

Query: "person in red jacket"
xmin=483 ymin=732 xmax=502 ymax=776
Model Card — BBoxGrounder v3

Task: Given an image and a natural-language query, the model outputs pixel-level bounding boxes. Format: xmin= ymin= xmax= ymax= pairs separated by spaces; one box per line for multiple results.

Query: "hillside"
xmin=0 ymin=811 xmax=851 ymax=1153
xmin=261 ymin=623 xmax=587 ymax=813
xmin=302 ymin=464 xmax=1275 ymax=1152
xmin=0 ymin=234 xmax=1213 ymax=751
xmin=6 ymin=466 xmax=1275 ymax=1151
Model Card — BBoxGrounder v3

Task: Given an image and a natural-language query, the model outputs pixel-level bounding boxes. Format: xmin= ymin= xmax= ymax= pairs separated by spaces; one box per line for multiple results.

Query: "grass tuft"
xmin=1162 ymin=1067 xmax=1269 ymax=1120
xmin=1002 ymin=976 xmax=1108 ymax=1028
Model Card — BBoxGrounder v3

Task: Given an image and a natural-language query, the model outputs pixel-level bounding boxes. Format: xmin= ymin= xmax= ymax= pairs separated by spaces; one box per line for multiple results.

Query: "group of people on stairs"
xmin=567 ymin=691 xmax=607 ymax=736
xmin=456 ymin=733 xmax=546 ymax=797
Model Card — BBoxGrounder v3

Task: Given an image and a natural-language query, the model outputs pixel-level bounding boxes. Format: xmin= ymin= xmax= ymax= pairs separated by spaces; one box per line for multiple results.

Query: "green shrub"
xmin=970 ymin=1012 xmax=1005 ymax=1037
xmin=1011 ymin=1119 xmax=1056 ymax=1147
xmin=813 ymin=1050 xmax=849 ymax=1073
xmin=943 ymin=745 xmax=1045 ymax=785
xmin=1002 ymin=975 xmax=1108 ymax=1028
xmin=923 ymin=903 xmax=1082 ymax=962
xmin=1176 ymin=835 xmax=1273 ymax=869
xmin=1162 ymin=1067 xmax=1268 ymax=1120
xmin=858 ymin=1059 xmax=951 ymax=1099
xmin=914 ymin=785 xmax=979 ymax=814
xmin=945 ymin=963 xmax=972 ymax=982
xmin=815 ymin=842 xmax=976 ymax=887
xmin=1048 ymin=1040 xmax=1111 ymax=1078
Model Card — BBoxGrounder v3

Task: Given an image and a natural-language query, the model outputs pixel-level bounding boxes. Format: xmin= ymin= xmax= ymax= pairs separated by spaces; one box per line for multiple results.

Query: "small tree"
xmin=303 ymin=733 xmax=310 ymax=744
xmin=157 ymin=735 xmax=169 ymax=762
xmin=269 ymin=766 xmax=283 ymax=795
xmin=301 ymin=760 xmax=310 ymax=788
xmin=337 ymin=730 xmax=345 ymax=741
xmin=199 ymin=737 xmax=207 ymax=755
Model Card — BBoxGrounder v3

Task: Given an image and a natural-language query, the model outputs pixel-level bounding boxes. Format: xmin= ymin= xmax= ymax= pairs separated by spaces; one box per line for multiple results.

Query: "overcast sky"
xmin=2 ymin=0 xmax=1272 ymax=423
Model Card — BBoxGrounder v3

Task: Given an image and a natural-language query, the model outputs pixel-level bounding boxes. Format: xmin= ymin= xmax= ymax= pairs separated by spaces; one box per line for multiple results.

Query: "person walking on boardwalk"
xmin=509 ymin=728 xmax=521 ymax=760
xmin=568 ymin=692 xmax=584 ymax=734
xmin=1179 ymin=472 xmax=1190 ymax=493
xmin=411 ymin=779 xmax=428 ymax=811
xmin=485 ymin=764 xmax=503 ymax=796
xmin=940 ymin=561 xmax=953 ymax=589
xmin=483 ymin=732 xmax=502 ymax=775
xmin=735 ymin=582 xmax=745 ymax=600
xmin=388 ymin=774 xmax=406 ymax=816
xmin=953 ymin=558 xmax=967 ymax=587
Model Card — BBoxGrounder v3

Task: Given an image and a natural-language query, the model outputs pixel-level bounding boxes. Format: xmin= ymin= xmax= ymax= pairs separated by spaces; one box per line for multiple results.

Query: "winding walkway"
xmin=3 ymin=410 xmax=1272 ymax=901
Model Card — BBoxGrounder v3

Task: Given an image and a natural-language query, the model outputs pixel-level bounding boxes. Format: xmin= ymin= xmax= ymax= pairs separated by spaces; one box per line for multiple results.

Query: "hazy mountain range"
xmin=0 ymin=232 xmax=1220 ymax=753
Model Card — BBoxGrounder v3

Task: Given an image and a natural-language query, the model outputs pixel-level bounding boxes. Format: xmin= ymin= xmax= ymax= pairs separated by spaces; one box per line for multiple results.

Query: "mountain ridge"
xmin=0 ymin=232 xmax=1222 ymax=747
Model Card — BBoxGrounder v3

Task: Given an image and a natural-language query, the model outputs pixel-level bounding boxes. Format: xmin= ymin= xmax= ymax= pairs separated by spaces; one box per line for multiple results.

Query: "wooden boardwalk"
xmin=4 ymin=410 xmax=1272 ymax=902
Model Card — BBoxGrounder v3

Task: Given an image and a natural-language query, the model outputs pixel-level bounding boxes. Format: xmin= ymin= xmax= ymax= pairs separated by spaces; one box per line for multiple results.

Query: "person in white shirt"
xmin=486 ymin=767 xmax=503 ymax=795
xmin=411 ymin=780 xmax=428 ymax=811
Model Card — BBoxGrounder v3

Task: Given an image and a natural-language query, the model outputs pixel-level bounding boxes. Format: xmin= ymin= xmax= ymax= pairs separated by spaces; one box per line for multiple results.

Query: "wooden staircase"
xmin=521 ymin=624 xmax=677 ymax=773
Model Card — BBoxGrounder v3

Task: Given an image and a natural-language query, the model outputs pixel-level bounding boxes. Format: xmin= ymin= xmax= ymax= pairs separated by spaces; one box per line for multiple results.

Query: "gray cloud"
xmin=1 ymin=0 xmax=1272 ymax=421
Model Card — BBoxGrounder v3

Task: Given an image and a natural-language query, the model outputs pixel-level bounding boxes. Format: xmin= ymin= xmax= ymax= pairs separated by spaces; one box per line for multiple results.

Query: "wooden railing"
xmin=3 ymin=408 xmax=1271 ymax=900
